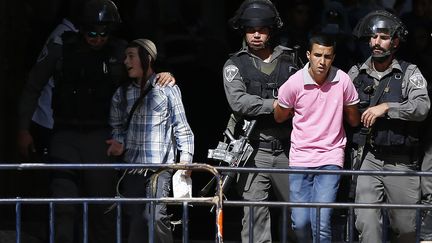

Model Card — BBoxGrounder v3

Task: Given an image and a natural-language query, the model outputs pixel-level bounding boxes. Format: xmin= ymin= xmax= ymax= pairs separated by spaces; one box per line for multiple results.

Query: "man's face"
xmin=83 ymin=25 xmax=109 ymax=50
xmin=124 ymin=47 xmax=143 ymax=79
xmin=245 ymin=26 xmax=270 ymax=51
xmin=307 ymin=43 xmax=335 ymax=80
xmin=369 ymin=32 xmax=396 ymax=56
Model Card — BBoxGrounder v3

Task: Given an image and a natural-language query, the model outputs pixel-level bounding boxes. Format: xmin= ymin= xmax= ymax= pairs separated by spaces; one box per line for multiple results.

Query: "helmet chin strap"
xmin=372 ymin=51 xmax=391 ymax=63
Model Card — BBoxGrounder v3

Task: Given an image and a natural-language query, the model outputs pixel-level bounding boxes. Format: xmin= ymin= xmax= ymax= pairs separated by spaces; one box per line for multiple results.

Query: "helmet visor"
xmin=353 ymin=10 xmax=408 ymax=41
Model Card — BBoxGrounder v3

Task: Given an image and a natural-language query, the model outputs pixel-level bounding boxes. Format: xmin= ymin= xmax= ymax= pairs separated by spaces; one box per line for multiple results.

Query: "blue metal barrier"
xmin=2 ymin=164 xmax=432 ymax=243
xmin=0 ymin=163 xmax=223 ymax=243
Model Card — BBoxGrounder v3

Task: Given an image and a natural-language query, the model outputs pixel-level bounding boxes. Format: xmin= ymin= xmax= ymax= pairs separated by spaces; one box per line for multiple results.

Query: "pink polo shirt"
xmin=278 ymin=63 xmax=359 ymax=167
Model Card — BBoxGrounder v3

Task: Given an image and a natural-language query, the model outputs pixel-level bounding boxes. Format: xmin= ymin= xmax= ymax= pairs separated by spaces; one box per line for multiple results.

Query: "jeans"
xmin=289 ymin=165 xmax=341 ymax=243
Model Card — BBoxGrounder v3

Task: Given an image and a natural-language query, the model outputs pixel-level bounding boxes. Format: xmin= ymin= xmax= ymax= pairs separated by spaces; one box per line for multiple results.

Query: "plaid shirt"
xmin=110 ymin=74 xmax=194 ymax=164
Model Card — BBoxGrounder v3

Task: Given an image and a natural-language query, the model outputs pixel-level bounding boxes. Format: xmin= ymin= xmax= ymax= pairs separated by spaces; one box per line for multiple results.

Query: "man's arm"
xmin=18 ymin=41 xmax=62 ymax=131
xmin=17 ymin=40 xmax=62 ymax=159
xmin=344 ymin=104 xmax=361 ymax=127
xmin=168 ymin=85 xmax=194 ymax=176
xmin=274 ymin=103 xmax=294 ymax=123
xmin=108 ymin=87 xmax=126 ymax=145
xmin=168 ymin=85 xmax=194 ymax=163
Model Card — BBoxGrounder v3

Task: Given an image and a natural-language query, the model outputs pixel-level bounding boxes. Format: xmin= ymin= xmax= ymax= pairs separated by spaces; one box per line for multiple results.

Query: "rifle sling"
xmin=355 ymin=73 xmax=393 ymax=165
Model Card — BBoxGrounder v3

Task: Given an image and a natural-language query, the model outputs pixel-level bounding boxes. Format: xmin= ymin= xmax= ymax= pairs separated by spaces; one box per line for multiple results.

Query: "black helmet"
xmin=230 ymin=0 xmax=283 ymax=30
xmin=352 ymin=10 xmax=408 ymax=42
xmin=79 ymin=0 xmax=121 ymax=27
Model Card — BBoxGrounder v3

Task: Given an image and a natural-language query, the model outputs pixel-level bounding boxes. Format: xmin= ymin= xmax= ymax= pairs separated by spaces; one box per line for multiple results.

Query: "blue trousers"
xmin=289 ymin=165 xmax=341 ymax=243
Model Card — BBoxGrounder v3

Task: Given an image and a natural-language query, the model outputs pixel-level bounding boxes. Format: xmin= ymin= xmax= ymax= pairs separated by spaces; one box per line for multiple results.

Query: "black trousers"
xmin=49 ymin=128 xmax=117 ymax=243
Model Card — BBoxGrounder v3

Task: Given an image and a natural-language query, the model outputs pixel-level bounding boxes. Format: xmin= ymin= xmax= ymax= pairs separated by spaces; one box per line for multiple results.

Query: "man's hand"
xmin=156 ymin=72 xmax=175 ymax=87
xmin=106 ymin=139 xmax=124 ymax=156
xmin=274 ymin=101 xmax=294 ymax=123
xmin=361 ymin=103 xmax=389 ymax=128
xmin=17 ymin=130 xmax=35 ymax=160
xmin=179 ymin=161 xmax=192 ymax=177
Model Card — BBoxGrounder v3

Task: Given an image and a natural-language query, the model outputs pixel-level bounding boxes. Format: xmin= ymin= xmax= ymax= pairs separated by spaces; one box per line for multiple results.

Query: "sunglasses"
xmin=86 ymin=31 xmax=109 ymax=38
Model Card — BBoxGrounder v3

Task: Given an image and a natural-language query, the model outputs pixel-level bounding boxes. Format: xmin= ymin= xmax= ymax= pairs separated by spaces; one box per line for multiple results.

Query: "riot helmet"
xmin=353 ymin=10 xmax=407 ymax=61
xmin=79 ymin=0 xmax=121 ymax=29
xmin=230 ymin=0 xmax=283 ymax=30
xmin=353 ymin=10 xmax=408 ymax=41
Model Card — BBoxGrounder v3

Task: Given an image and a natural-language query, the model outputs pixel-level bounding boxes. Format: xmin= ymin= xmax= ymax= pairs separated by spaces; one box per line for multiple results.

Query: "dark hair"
xmin=126 ymin=42 xmax=153 ymax=73
xmin=308 ymin=33 xmax=337 ymax=53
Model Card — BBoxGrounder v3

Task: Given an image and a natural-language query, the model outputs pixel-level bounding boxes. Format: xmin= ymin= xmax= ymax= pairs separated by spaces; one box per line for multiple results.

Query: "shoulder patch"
xmin=409 ymin=73 xmax=426 ymax=89
xmin=224 ymin=64 xmax=239 ymax=82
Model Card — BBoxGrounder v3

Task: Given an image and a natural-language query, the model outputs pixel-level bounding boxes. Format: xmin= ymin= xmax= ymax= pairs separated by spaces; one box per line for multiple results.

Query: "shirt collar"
xmin=302 ymin=62 xmax=339 ymax=85
xmin=359 ymin=57 xmax=403 ymax=73
xmin=234 ymin=45 xmax=287 ymax=62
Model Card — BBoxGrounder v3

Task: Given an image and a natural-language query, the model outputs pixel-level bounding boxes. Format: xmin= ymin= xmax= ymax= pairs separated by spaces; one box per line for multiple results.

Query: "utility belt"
xmin=251 ymin=139 xmax=289 ymax=152
xmin=367 ymin=144 xmax=419 ymax=162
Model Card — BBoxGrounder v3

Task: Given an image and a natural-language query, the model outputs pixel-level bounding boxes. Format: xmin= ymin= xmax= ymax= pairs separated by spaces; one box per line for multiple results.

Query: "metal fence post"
xmin=116 ymin=198 xmax=122 ymax=243
xmin=183 ymin=202 xmax=189 ymax=243
xmin=49 ymin=202 xmax=55 ymax=243
xmin=15 ymin=197 xmax=21 ymax=243
xmin=83 ymin=202 xmax=88 ymax=243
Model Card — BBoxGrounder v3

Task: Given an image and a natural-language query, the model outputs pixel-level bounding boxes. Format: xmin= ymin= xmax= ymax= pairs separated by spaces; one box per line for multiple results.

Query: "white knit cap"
xmin=132 ymin=38 xmax=157 ymax=61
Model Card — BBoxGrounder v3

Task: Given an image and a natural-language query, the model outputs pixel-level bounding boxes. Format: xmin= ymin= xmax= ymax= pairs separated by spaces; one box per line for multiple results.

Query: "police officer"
xmin=348 ymin=10 xmax=430 ymax=243
xmin=17 ymin=1 xmax=123 ymax=242
xmin=16 ymin=1 xmax=85 ymax=163
xmin=17 ymin=0 xmax=174 ymax=242
xmin=223 ymin=0 xmax=299 ymax=242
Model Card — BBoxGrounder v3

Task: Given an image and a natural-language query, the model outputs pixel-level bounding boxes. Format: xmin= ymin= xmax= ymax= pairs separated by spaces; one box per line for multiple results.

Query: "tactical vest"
xmin=229 ymin=51 xmax=298 ymax=132
xmin=353 ymin=61 xmax=420 ymax=147
xmin=52 ymin=31 xmax=126 ymax=127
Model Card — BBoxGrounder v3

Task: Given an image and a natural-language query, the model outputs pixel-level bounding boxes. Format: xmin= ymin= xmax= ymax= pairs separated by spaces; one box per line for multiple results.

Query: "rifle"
xmin=199 ymin=117 xmax=256 ymax=201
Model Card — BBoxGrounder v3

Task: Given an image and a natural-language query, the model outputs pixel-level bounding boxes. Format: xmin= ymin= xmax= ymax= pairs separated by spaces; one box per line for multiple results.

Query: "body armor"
xmin=229 ymin=50 xmax=298 ymax=132
xmin=353 ymin=61 xmax=420 ymax=147
xmin=52 ymin=31 xmax=126 ymax=127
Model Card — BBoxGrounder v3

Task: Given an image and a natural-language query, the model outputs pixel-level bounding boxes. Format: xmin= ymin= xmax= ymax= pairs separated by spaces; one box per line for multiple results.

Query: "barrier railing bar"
xmin=149 ymin=201 xmax=155 ymax=243
xmin=223 ymin=201 xmax=432 ymax=210
xmin=382 ymin=208 xmax=388 ymax=243
xmin=417 ymin=209 xmax=422 ymax=243
xmin=49 ymin=202 xmax=54 ymax=243
xmin=0 ymin=197 xmax=216 ymax=204
xmin=348 ymin=206 xmax=354 ymax=243
xmin=83 ymin=202 xmax=88 ymax=243
xmin=218 ymin=167 xmax=432 ymax=177
xmin=316 ymin=206 xmax=321 ymax=243
xmin=5 ymin=163 xmax=432 ymax=177
xmin=182 ymin=202 xmax=189 ymax=243
xmin=116 ymin=199 xmax=122 ymax=243
xmin=2 ymin=197 xmax=431 ymax=210
xmin=282 ymin=206 xmax=287 ymax=243
xmin=248 ymin=206 xmax=254 ymax=243
xmin=15 ymin=198 xmax=21 ymax=243
xmin=5 ymin=163 xmax=432 ymax=243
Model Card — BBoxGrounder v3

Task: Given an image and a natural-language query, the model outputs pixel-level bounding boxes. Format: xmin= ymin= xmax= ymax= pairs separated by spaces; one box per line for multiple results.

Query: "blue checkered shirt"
xmin=110 ymin=74 xmax=194 ymax=164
